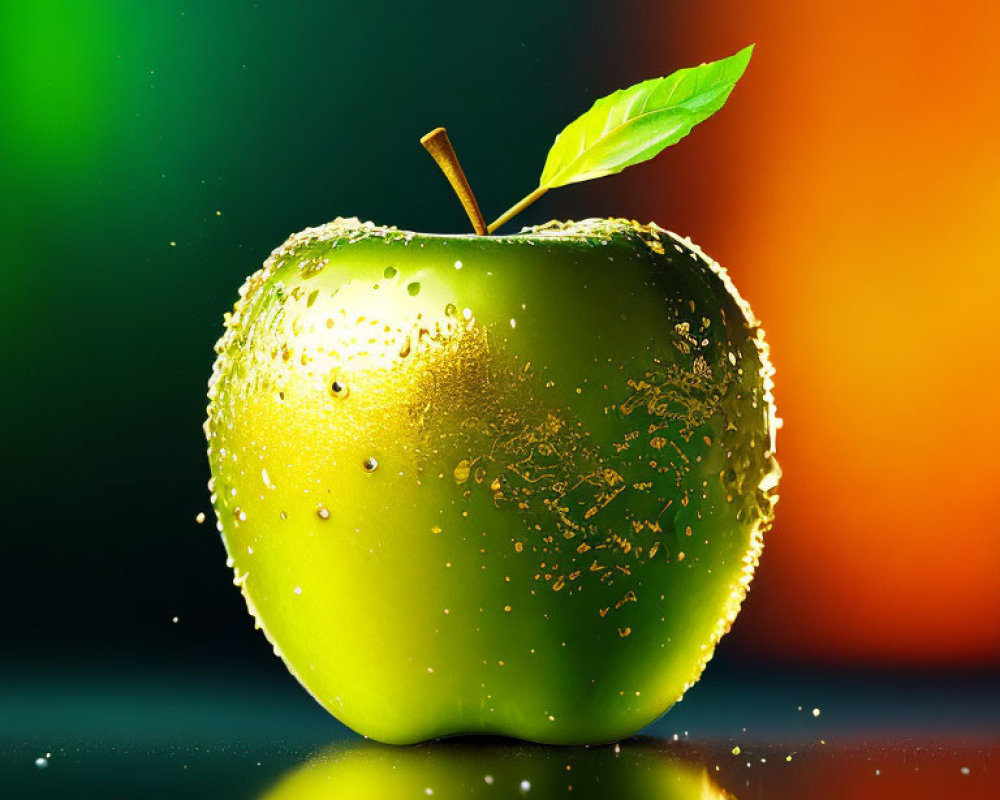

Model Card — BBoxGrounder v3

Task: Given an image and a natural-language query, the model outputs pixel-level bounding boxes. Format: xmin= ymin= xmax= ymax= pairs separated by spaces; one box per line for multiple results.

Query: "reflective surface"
xmin=262 ymin=740 xmax=730 ymax=799
xmin=5 ymin=736 xmax=996 ymax=799
xmin=3 ymin=668 xmax=997 ymax=798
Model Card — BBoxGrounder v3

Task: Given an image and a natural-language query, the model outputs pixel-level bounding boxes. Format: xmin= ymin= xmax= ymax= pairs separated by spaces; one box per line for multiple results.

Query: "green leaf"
xmin=538 ymin=45 xmax=753 ymax=189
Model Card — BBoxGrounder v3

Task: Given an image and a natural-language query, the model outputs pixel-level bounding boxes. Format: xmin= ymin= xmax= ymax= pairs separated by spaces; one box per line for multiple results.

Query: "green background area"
xmin=1 ymin=0 xmax=663 ymax=666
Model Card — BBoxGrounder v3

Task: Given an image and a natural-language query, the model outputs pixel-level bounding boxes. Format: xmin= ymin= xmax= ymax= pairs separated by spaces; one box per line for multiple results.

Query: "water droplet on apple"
xmin=363 ymin=457 xmax=379 ymax=472
xmin=444 ymin=303 xmax=456 ymax=317
xmin=330 ymin=380 xmax=349 ymax=397
xmin=407 ymin=281 xmax=421 ymax=296
xmin=383 ymin=266 xmax=397 ymax=279
xmin=317 ymin=506 xmax=330 ymax=520
xmin=453 ymin=459 xmax=471 ymax=483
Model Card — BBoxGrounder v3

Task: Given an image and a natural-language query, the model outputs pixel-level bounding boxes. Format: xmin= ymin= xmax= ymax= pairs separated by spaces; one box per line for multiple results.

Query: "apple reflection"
xmin=261 ymin=738 xmax=732 ymax=800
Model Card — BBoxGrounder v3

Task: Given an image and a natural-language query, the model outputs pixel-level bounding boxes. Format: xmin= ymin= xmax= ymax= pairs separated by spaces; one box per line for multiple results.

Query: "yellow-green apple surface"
xmin=204 ymin=45 xmax=777 ymax=744
xmin=262 ymin=739 xmax=733 ymax=800
xmin=205 ymin=216 xmax=778 ymax=744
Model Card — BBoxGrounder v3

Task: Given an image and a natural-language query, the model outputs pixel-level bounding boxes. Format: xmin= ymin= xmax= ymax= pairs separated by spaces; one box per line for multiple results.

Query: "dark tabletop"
xmin=3 ymin=664 xmax=997 ymax=799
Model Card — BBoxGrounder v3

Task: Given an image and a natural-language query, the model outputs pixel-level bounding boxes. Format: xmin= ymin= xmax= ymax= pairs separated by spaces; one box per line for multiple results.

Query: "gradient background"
xmin=3 ymin=0 xmax=998 ymax=776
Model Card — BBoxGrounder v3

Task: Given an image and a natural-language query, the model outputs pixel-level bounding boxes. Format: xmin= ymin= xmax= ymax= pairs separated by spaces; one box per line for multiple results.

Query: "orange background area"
xmin=641 ymin=2 xmax=1000 ymax=664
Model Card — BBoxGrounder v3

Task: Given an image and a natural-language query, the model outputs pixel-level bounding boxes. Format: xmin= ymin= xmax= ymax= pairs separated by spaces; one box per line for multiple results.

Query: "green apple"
xmin=205 ymin=216 xmax=778 ymax=744
xmin=261 ymin=739 xmax=733 ymax=800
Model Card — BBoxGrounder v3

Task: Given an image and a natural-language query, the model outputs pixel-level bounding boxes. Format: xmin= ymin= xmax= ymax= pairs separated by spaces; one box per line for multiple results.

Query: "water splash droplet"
xmin=363 ymin=457 xmax=379 ymax=473
xmin=407 ymin=281 xmax=421 ymax=296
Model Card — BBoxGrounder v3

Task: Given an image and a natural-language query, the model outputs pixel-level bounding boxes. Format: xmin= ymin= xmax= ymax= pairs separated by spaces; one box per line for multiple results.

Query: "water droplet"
xmin=293 ymin=586 xmax=302 ymax=595
xmin=280 ymin=510 xmax=288 ymax=520
xmin=363 ymin=457 xmax=379 ymax=473
xmin=35 ymin=757 xmax=48 ymax=769
xmin=444 ymin=303 xmax=456 ymax=317
xmin=453 ymin=459 xmax=471 ymax=483
xmin=454 ymin=260 xmax=463 ymax=269
xmin=195 ymin=512 xmax=205 ymax=524
xmin=330 ymin=380 xmax=348 ymax=397
xmin=317 ymin=506 xmax=330 ymax=520
xmin=462 ymin=307 xmax=472 ymax=321
xmin=233 ymin=507 xmax=246 ymax=522
xmin=407 ymin=281 xmax=421 ymax=296
xmin=383 ymin=266 xmax=397 ymax=278
xmin=520 ymin=780 xmax=531 ymax=791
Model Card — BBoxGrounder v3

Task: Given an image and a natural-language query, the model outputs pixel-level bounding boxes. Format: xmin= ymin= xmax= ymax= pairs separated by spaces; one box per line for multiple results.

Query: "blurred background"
xmin=2 ymin=0 xmax=998 ymax=792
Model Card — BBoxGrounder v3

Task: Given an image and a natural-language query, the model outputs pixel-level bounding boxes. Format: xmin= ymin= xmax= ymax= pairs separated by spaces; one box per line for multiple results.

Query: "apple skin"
xmin=205 ymin=217 xmax=778 ymax=745
xmin=261 ymin=740 xmax=733 ymax=800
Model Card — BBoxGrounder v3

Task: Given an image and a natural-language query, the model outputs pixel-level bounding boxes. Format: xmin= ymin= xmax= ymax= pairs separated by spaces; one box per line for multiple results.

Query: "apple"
xmin=205 ymin=215 xmax=778 ymax=744
xmin=205 ymin=46 xmax=775 ymax=744
xmin=261 ymin=739 xmax=732 ymax=799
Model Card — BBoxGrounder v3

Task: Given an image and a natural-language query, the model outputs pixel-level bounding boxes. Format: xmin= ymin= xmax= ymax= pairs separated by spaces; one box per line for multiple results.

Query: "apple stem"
xmin=420 ymin=128 xmax=488 ymax=236
xmin=487 ymin=187 xmax=548 ymax=234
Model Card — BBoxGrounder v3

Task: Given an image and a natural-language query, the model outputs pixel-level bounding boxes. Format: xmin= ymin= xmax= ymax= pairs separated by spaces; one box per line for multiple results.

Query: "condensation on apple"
xmin=205 ymin=216 xmax=779 ymax=745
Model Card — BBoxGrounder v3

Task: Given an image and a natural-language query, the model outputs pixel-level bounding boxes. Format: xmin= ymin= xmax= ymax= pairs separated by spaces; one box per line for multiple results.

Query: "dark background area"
xmin=3 ymin=0 xmax=668 ymax=669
